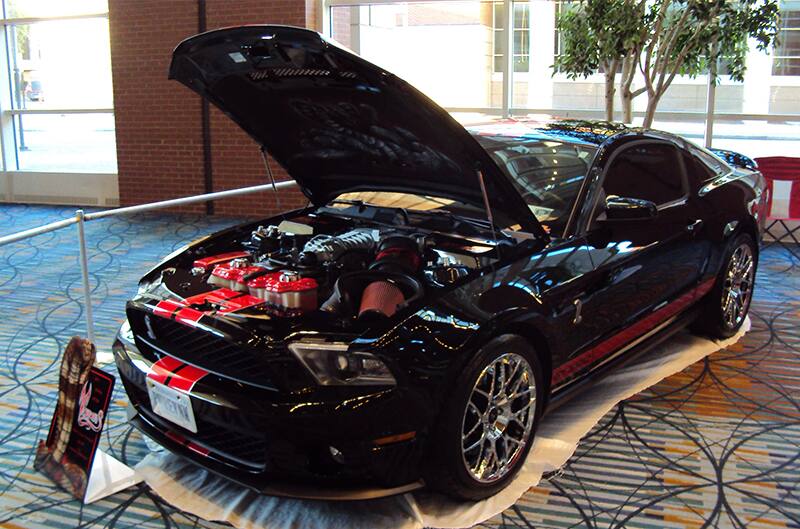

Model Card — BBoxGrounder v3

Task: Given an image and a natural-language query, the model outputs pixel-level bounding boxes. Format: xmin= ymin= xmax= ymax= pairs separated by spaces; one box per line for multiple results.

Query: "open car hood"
xmin=169 ymin=25 xmax=544 ymax=236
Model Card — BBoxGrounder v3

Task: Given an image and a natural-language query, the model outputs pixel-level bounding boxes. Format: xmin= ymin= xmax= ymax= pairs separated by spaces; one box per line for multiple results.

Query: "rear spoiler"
xmin=709 ymin=148 xmax=758 ymax=171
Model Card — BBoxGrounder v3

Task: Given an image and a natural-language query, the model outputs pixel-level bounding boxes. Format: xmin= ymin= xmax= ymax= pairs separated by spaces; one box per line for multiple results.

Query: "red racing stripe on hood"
xmin=147 ymin=356 xmax=184 ymax=385
xmin=153 ymin=299 xmax=184 ymax=318
xmin=166 ymin=364 xmax=209 ymax=392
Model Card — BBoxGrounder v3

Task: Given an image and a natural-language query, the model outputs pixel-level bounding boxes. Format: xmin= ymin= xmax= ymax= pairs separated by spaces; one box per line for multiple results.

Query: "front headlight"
xmin=288 ymin=341 xmax=396 ymax=386
xmin=118 ymin=319 xmax=135 ymax=346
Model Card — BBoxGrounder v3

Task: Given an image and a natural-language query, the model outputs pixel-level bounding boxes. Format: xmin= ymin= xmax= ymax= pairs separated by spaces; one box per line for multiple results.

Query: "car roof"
xmin=467 ymin=118 xmax=686 ymax=150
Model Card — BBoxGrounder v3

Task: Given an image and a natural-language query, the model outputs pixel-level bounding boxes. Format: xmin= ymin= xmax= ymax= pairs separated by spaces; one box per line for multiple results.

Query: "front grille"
xmin=191 ymin=420 xmax=268 ymax=467
xmin=121 ymin=374 xmax=268 ymax=468
xmin=127 ymin=306 xmax=275 ymax=388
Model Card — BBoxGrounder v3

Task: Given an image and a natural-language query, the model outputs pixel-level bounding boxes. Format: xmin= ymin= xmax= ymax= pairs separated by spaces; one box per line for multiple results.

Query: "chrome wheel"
xmin=461 ymin=352 xmax=537 ymax=483
xmin=722 ymin=243 xmax=754 ymax=328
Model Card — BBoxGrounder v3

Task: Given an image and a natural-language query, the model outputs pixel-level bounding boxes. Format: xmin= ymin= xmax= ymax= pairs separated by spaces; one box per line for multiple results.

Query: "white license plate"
xmin=146 ymin=378 xmax=197 ymax=434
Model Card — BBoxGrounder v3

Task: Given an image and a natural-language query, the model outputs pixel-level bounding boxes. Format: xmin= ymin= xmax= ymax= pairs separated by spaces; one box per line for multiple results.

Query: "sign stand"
xmin=95 ymin=350 xmax=116 ymax=366
xmin=36 ymin=336 xmax=142 ymax=503
xmin=84 ymin=449 xmax=142 ymax=504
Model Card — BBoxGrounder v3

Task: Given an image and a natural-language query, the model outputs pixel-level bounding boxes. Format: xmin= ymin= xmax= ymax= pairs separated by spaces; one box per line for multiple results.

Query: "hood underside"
xmin=168 ymin=25 xmax=543 ymax=235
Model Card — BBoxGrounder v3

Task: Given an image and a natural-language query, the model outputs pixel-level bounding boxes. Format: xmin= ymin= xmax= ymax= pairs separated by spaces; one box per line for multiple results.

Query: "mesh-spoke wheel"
xmin=721 ymin=242 xmax=754 ymax=329
xmin=692 ymin=232 xmax=757 ymax=339
xmin=460 ymin=352 xmax=537 ymax=483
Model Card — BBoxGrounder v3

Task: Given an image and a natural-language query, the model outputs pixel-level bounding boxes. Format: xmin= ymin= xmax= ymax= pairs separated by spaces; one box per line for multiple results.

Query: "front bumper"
xmin=114 ymin=337 xmax=428 ymax=499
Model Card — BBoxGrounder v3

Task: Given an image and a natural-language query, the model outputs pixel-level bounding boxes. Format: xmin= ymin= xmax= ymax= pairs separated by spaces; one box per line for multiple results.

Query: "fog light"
xmin=329 ymin=445 xmax=345 ymax=464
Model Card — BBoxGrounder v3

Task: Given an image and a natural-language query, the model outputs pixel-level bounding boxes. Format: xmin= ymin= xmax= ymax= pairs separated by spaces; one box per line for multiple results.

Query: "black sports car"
xmin=114 ymin=25 xmax=767 ymax=501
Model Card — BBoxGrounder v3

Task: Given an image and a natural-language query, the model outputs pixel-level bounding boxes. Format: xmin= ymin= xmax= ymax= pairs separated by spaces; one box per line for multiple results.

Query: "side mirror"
xmin=603 ymin=195 xmax=657 ymax=221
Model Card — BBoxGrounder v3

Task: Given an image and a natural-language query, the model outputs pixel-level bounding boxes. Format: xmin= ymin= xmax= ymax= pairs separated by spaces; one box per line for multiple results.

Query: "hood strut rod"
xmin=476 ymin=168 xmax=498 ymax=244
xmin=261 ymin=146 xmax=281 ymax=211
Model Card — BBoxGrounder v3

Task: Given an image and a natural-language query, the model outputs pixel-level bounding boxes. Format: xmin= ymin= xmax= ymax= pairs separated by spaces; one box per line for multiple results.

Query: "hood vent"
xmin=250 ymin=68 xmax=330 ymax=80
xmin=248 ymin=68 xmax=358 ymax=81
xmin=169 ymin=25 xmax=546 ymax=237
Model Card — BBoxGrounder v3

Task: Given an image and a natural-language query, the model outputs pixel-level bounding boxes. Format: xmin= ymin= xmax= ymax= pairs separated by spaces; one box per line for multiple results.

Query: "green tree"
xmin=555 ymin=0 xmax=780 ymax=127
xmin=638 ymin=0 xmax=779 ymax=127
xmin=554 ymin=0 xmax=644 ymax=122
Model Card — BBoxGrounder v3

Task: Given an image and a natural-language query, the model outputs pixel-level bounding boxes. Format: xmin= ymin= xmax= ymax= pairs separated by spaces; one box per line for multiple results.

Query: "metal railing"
xmin=0 ymin=180 xmax=297 ymax=344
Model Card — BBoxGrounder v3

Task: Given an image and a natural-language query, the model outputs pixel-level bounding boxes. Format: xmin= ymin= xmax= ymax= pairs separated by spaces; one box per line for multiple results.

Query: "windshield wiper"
xmin=323 ymin=200 xmax=500 ymax=238
xmin=328 ymin=198 xmax=366 ymax=208
xmin=419 ymin=209 xmax=494 ymax=232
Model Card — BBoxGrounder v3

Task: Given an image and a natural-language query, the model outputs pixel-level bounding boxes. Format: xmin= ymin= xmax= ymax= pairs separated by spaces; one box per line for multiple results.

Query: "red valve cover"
xmin=209 ymin=262 xmax=264 ymax=291
xmin=247 ymin=273 xmax=318 ymax=293
xmin=193 ymin=251 xmax=250 ymax=270
xmin=247 ymin=273 xmax=318 ymax=312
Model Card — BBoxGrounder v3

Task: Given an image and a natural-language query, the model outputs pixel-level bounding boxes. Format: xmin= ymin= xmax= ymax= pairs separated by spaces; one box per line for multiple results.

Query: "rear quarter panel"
xmin=696 ymin=167 xmax=767 ymax=277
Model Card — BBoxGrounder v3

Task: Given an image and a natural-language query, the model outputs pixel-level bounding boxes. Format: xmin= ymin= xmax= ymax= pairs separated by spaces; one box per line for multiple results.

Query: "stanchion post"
xmin=76 ymin=210 xmax=96 ymax=344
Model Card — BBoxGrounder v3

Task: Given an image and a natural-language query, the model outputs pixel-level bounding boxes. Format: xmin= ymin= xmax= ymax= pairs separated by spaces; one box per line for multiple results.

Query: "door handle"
xmin=686 ymin=219 xmax=703 ymax=233
xmin=573 ymin=299 xmax=583 ymax=325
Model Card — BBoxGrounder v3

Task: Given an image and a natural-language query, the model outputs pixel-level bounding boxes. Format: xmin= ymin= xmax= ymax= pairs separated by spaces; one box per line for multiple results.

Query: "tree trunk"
xmin=621 ymin=90 xmax=634 ymax=124
xmin=618 ymin=55 xmax=637 ymax=124
xmin=604 ymin=65 xmax=616 ymax=122
xmin=643 ymin=94 xmax=660 ymax=128
xmin=704 ymin=38 xmax=720 ymax=148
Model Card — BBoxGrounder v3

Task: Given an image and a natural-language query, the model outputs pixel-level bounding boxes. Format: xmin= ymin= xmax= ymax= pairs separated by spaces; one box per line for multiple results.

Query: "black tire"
xmin=426 ymin=334 xmax=544 ymax=501
xmin=692 ymin=232 xmax=757 ymax=339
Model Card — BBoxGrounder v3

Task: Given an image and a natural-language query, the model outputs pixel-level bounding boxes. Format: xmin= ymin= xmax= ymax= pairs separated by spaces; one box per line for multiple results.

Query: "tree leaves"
xmin=554 ymin=0 xmax=780 ymax=125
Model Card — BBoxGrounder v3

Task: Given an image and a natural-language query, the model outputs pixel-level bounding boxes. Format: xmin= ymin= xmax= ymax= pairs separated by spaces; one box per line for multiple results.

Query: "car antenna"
xmin=260 ymin=146 xmax=281 ymax=211
xmin=476 ymin=168 xmax=498 ymax=244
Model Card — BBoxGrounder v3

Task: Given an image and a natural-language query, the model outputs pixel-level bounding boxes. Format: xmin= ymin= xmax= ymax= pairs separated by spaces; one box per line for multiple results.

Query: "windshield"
xmin=472 ymin=134 xmax=597 ymax=236
xmin=327 ymin=192 xmax=502 ymax=238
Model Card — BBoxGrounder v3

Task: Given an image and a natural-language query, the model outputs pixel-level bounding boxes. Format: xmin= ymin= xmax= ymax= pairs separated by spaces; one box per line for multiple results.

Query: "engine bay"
xmin=179 ymin=218 xmax=499 ymax=323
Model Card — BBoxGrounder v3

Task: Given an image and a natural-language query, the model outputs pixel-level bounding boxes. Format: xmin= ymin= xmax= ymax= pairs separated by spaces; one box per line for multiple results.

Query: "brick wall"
xmin=109 ymin=0 xmax=316 ymax=216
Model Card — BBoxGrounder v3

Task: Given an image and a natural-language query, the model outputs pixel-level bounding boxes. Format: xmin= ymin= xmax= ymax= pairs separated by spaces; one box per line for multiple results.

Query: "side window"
xmin=682 ymin=149 xmax=716 ymax=182
xmin=689 ymin=146 xmax=731 ymax=178
xmin=602 ymin=143 xmax=685 ymax=206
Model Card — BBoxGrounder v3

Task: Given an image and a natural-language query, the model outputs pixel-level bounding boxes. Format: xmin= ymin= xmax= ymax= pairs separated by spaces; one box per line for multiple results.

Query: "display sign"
xmin=34 ymin=336 xmax=138 ymax=502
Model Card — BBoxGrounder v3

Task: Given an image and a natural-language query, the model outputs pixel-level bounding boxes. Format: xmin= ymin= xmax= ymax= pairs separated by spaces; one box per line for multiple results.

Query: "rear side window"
xmin=603 ymin=143 xmax=685 ymax=206
xmin=689 ymin=145 xmax=731 ymax=178
xmin=682 ymin=150 xmax=716 ymax=182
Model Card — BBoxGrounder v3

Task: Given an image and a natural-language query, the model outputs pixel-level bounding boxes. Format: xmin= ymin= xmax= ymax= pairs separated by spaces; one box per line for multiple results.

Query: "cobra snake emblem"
xmin=34 ymin=336 xmax=96 ymax=499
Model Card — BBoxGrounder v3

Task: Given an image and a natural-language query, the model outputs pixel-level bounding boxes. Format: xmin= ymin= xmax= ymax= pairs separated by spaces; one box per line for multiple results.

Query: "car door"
xmin=569 ymin=139 xmax=709 ymax=373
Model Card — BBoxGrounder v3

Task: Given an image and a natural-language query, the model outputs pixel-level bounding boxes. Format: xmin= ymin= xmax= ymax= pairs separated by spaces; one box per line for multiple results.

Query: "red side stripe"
xmin=552 ymin=278 xmax=715 ymax=385
xmin=186 ymin=441 xmax=210 ymax=456
xmin=165 ymin=429 xmax=210 ymax=457
xmin=165 ymin=430 xmax=186 ymax=445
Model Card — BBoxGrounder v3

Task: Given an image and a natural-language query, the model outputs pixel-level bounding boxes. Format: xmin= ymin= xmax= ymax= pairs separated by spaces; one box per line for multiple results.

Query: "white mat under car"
xmin=134 ymin=318 xmax=750 ymax=529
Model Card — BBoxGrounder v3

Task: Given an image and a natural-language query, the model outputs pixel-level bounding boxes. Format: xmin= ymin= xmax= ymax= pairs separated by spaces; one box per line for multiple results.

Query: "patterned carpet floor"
xmin=0 ymin=204 xmax=798 ymax=529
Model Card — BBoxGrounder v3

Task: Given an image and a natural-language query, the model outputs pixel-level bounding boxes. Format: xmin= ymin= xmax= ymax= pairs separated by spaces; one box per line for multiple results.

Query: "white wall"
xmin=360 ymin=24 xmax=495 ymax=108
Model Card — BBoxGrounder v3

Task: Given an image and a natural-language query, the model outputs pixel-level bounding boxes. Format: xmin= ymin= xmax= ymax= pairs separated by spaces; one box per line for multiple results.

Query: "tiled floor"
xmin=1 ymin=204 xmax=798 ymax=529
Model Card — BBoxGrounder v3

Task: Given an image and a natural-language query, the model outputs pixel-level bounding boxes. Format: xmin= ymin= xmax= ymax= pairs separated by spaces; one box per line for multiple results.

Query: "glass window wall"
xmin=2 ymin=1 xmax=115 ymax=173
